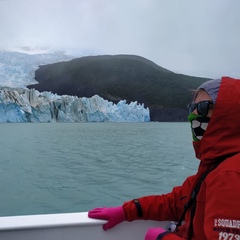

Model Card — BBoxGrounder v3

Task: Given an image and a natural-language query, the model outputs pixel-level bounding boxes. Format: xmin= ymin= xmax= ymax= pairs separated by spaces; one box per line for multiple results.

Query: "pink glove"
xmin=88 ymin=206 xmax=125 ymax=230
xmin=145 ymin=228 xmax=167 ymax=240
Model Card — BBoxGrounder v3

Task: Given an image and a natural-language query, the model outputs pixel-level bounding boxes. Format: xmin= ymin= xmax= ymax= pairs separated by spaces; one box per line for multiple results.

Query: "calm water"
xmin=0 ymin=122 xmax=198 ymax=217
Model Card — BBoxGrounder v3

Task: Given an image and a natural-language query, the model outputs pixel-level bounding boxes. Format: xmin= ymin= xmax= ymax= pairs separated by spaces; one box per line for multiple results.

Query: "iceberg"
xmin=0 ymin=88 xmax=150 ymax=123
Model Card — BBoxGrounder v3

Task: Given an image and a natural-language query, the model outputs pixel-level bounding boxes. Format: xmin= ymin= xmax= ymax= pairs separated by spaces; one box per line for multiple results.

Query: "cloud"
xmin=0 ymin=0 xmax=240 ymax=78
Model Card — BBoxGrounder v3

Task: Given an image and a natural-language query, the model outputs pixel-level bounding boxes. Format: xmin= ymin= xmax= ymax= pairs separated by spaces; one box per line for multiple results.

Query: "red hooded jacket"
xmin=122 ymin=77 xmax=240 ymax=239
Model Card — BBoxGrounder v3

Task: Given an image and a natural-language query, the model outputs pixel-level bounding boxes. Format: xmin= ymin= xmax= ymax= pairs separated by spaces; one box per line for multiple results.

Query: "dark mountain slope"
xmin=28 ymin=55 xmax=210 ymax=121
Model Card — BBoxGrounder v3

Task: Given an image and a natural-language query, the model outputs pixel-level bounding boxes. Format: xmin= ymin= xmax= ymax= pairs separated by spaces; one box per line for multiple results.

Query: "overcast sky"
xmin=0 ymin=0 xmax=239 ymax=78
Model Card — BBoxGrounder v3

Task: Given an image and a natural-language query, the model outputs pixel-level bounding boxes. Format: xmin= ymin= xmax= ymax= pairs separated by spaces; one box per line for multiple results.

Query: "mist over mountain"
xmin=28 ymin=54 xmax=210 ymax=121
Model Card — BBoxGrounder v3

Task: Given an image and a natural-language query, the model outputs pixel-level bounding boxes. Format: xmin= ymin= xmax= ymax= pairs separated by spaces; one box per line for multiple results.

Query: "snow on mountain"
xmin=0 ymin=87 xmax=150 ymax=123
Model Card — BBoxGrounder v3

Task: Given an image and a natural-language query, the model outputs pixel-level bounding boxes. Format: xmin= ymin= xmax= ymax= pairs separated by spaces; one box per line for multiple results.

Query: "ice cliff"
xmin=0 ymin=88 xmax=150 ymax=123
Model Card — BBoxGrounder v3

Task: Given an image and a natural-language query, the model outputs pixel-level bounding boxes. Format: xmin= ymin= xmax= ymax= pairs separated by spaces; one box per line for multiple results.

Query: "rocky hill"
xmin=28 ymin=55 xmax=210 ymax=121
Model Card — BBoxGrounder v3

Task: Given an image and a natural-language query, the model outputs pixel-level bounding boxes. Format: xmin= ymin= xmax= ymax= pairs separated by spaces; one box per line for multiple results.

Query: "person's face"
xmin=193 ymin=90 xmax=213 ymax=117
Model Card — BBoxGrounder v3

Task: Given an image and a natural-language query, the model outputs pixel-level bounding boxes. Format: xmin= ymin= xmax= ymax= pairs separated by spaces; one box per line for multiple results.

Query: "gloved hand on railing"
xmin=145 ymin=228 xmax=170 ymax=240
xmin=88 ymin=206 xmax=125 ymax=230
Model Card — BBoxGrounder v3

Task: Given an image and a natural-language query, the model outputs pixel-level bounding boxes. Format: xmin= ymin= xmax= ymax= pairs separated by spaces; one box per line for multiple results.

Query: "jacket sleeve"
xmin=122 ymin=175 xmax=196 ymax=222
xmin=203 ymin=170 xmax=240 ymax=239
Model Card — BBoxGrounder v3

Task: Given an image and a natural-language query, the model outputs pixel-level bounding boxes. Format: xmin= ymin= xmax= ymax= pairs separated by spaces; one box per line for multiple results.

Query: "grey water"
xmin=0 ymin=122 xmax=198 ymax=217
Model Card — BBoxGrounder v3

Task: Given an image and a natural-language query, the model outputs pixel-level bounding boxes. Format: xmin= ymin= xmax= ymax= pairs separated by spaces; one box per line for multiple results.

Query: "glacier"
xmin=0 ymin=88 xmax=150 ymax=123
xmin=0 ymin=50 xmax=81 ymax=88
xmin=0 ymin=50 xmax=150 ymax=122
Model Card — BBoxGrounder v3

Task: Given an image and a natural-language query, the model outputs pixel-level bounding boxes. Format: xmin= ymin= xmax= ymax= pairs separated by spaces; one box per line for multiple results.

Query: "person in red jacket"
xmin=88 ymin=76 xmax=240 ymax=240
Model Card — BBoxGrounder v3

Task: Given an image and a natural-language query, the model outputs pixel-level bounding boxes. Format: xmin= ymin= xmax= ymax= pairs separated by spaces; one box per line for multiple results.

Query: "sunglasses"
xmin=188 ymin=100 xmax=213 ymax=116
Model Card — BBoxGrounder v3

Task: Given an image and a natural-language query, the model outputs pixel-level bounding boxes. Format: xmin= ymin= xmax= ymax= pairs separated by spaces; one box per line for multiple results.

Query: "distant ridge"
xmin=28 ymin=54 xmax=210 ymax=121
xmin=84 ymin=54 xmax=174 ymax=74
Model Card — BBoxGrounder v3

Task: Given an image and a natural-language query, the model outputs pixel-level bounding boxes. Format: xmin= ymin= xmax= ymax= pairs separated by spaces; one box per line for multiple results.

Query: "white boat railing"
xmin=0 ymin=212 xmax=169 ymax=240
